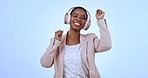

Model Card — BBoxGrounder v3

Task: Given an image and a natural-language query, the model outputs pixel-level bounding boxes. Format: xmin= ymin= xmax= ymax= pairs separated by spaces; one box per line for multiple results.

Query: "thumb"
xmin=61 ymin=30 xmax=63 ymax=35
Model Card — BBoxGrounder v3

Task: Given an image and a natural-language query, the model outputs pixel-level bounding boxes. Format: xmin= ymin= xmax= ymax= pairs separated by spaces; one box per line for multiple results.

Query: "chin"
xmin=72 ymin=28 xmax=81 ymax=31
xmin=72 ymin=25 xmax=83 ymax=31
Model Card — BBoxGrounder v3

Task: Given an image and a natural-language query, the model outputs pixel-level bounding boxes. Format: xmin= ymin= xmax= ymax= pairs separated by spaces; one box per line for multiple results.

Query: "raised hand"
xmin=96 ymin=9 xmax=105 ymax=20
xmin=55 ymin=30 xmax=63 ymax=41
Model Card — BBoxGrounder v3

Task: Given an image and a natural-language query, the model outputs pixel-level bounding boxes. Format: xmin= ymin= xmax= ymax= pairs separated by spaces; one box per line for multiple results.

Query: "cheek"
xmin=70 ymin=17 xmax=74 ymax=23
xmin=70 ymin=18 xmax=73 ymax=24
xmin=82 ymin=20 xmax=86 ymax=26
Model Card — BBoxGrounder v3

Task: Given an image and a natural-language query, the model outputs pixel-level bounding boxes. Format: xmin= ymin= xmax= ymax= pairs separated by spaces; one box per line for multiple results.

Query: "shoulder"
xmin=87 ymin=33 xmax=97 ymax=38
xmin=81 ymin=33 xmax=98 ymax=39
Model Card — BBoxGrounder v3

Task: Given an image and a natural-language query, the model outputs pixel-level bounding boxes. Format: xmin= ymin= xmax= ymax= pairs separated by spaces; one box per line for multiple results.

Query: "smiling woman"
xmin=1 ymin=0 xmax=148 ymax=78
xmin=69 ymin=8 xmax=88 ymax=31
xmin=40 ymin=6 xmax=112 ymax=78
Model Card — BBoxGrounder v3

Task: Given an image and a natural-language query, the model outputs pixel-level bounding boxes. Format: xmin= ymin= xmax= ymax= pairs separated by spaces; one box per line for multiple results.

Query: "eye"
xmin=81 ymin=16 xmax=86 ymax=20
xmin=73 ymin=13 xmax=78 ymax=17
xmin=81 ymin=17 xmax=85 ymax=20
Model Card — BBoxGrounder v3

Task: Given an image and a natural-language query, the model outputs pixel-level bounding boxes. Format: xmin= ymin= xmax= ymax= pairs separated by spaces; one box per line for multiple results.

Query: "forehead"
xmin=71 ymin=8 xmax=86 ymax=15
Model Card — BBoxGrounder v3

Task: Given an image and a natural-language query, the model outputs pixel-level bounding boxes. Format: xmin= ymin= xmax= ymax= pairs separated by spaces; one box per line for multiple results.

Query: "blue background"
xmin=0 ymin=0 xmax=148 ymax=78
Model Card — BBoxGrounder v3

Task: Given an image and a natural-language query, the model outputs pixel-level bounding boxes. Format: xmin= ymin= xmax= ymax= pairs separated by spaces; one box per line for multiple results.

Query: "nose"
xmin=76 ymin=16 xmax=81 ymax=22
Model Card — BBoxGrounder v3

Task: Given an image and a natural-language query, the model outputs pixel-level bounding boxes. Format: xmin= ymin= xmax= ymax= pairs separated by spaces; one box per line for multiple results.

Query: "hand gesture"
xmin=55 ymin=30 xmax=63 ymax=41
xmin=96 ymin=9 xmax=105 ymax=20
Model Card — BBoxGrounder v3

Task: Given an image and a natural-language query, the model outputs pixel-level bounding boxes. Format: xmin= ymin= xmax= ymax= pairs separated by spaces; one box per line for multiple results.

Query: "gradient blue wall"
xmin=0 ymin=0 xmax=148 ymax=78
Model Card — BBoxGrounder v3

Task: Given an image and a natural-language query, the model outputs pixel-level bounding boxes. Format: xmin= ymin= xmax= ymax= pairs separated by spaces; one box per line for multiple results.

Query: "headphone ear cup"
xmin=86 ymin=20 xmax=91 ymax=30
xmin=64 ymin=13 xmax=68 ymax=24
xmin=64 ymin=13 xmax=70 ymax=24
xmin=83 ymin=20 xmax=91 ymax=30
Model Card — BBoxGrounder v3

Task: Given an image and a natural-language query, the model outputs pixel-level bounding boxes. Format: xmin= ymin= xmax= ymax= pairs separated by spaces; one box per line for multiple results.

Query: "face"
xmin=70 ymin=8 xmax=86 ymax=31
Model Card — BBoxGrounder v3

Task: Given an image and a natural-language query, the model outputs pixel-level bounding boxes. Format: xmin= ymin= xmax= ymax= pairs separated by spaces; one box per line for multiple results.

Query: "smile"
xmin=74 ymin=22 xmax=81 ymax=26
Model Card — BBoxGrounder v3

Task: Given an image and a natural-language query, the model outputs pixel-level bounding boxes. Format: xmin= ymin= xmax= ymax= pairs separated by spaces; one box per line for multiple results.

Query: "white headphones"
xmin=64 ymin=7 xmax=91 ymax=30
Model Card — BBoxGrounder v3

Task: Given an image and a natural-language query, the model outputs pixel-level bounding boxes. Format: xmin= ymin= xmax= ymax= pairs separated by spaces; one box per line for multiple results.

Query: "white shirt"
xmin=63 ymin=44 xmax=88 ymax=78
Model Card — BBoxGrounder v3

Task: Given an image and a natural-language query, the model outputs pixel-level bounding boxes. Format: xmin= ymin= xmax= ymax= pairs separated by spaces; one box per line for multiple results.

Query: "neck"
xmin=68 ymin=29 xmax=80 ymax=40
xmin=66 ymin=29 xmax=80 ymax=45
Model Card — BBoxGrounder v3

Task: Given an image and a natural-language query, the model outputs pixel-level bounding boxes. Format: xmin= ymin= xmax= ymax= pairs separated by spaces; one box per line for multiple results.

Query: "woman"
xmin=40 ymin=6 xmax=112 ymax=78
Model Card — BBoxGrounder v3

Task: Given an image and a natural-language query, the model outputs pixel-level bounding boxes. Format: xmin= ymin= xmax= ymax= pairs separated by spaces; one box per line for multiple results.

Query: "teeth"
xmin=74 ymin=23 xmax=80 ymax=25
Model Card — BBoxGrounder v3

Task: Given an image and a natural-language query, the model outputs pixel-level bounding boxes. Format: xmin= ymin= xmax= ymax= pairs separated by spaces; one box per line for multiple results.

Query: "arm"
xmin=40 ymin=38 xmax=61 ymax=68
xmin=94 ymin=19 xmax=112 ymax=52
xmin=94 ymin=9 xmax=112 ymax=52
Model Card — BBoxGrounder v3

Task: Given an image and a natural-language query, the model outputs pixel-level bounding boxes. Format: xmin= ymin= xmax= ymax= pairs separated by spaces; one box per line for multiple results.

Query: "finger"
xmin=55 ymin=30 xmax=61 ymax=37
xmin=97 ymin=9 xmax=105 ymax=14
xmin=96 ymin=9 xmax=100 ymax=15
xmin=55 ymin=30 xmax=63 ymax=37
xmin=58 ymin=34 xmax=61 ymax=38
xmin=61 ymin=30 xmax=63 ymax=35
xmin=58 ymin=30 xmax=63 ymax=37
xmin=56 ymin=30 xmax=62 ymax=34
xmin=55 ymin=30 xmax=60 ymax=33
xmin=97 ymin=9 xmax=101 ymax=12
xmin=97 ymin=9 xmax=102 ymax=13
xmin=96 ymin=11 xmax=102 ymax=16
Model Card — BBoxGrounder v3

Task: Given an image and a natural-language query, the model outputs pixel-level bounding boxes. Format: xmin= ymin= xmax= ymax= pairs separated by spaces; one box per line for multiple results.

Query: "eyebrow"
xmin=73 ymin=13 xmax=85 ymax=17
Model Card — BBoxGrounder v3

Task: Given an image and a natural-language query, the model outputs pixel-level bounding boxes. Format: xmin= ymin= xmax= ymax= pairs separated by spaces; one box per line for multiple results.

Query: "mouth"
xmin=73 ymin=22 xmax=81 ymax=26
xmin=74 ymin=22 xmax=80 ymax=25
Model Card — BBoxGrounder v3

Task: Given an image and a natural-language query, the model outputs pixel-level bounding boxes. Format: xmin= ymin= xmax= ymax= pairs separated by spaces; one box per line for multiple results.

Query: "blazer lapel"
xmin=80 ymin=34 xmax=89 ymax=69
